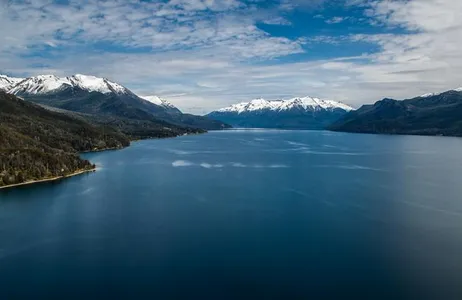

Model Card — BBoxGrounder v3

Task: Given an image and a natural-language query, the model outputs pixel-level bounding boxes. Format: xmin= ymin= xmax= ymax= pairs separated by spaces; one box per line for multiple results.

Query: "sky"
xmin=1 ymin=0 xmax=462 ymax=114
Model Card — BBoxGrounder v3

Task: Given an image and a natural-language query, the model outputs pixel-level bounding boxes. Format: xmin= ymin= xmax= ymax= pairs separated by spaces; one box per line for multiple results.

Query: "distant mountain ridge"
xmin=330 ymin=88 xmax=462 ymax=137
xmin=0 ymin=74 xmax=229 ymax=130
xmin=207 ymin=96 xmax=354 ymax=129
xmin=419 ymin=87 xmax=462 ymax=99
xmin=9 ymin=74 xmax=128 ymax=95
xmin=216 ymin=97 xmax=353 ymax=113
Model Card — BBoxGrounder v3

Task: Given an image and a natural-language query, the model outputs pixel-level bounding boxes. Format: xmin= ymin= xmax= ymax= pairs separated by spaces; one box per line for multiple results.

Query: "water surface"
xmin=2 ymin=130 xmax=462 ymax=299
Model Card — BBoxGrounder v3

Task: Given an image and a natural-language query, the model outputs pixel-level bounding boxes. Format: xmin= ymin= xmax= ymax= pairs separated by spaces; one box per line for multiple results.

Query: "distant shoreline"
xmin=0 ymin=168 xmax=95 ymax=190
xmin=80 ymin=146 xmax=125 ymax=153
xmin=0 ymin=132 xmax=204 ymax=191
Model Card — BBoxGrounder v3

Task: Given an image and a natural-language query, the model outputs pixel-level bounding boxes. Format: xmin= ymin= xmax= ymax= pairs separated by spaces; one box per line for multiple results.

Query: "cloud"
xmin=325 ymin=16 xmax=347 ymax=24
xmin=1 ymin=0 xmax=462 ymax=114
xmin=261 ymin=16 xmax=292 ymax=25
xmin=0 ymin=0 xmax=301 ymax=59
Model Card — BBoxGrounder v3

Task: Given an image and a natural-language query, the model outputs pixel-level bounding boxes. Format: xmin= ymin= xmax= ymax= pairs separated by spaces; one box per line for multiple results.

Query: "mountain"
xmin=207 ymin=96 xmax=354 ymax=129
xmin=137 ymin=95 xmax=228 ymax=129
xmin=0 ymin=75 xmax=23 ymax=91
xmin=140 ymin=95 xmax=181 ymax=113
xmin=0 ymin=74 xmax=229 ymax=130
xmin=9 ymin=74 xmax=128 ymax=95
xmin=0 ymin=90 xmax=131 ymax=187
xmin=329 ymin=88 xmax=462 ymax=137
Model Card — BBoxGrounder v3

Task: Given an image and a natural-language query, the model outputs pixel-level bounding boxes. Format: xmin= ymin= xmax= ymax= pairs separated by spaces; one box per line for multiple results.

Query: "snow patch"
xmin=420 ymin=87 xmax=462 ymax=98
xmin=140 ymin=95 xmax=177 ymax=109
xmin=420 ymin=93 xmax=435 ymax=98
xmin=0 ymin=75 xmax=24 ymax=91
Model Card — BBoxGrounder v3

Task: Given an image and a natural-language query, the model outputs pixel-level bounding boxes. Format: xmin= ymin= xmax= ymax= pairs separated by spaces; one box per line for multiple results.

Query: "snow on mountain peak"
xmin=216 ymin=96 xmax=353 ymax=114
xmin=0 ymin=74 xmax=23 ymax=81
xmin=8 ymin=75 xmax=71 ymax=95
xmin=67 ymin=74 xmax=127 ymax=94
xmin=246 ymin=98 xmax=281 ymax=111
xmin=420 ymin=87 xmax=462 ymax=98
xmin=140 ymin=95 xmax=178 ymax=110
xmin=6 ymin=74 xmax=128 ymax=95
xmin=0 ymin=75 xmax=24 ymax=91
xmin=217 ymin=102 xmax=249 ymax=113
xmin=420 ymin=93 xmax=435 ymax=98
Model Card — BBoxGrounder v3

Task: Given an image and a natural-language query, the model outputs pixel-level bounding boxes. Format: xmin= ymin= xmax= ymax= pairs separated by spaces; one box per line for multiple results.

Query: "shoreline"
xmin=0 ymin=168 xmax=95 ymax=190
xmin=1 ymin=131 xmax=208 ymax=191
xmin=80 ymin=146 xmax=125 ymax=153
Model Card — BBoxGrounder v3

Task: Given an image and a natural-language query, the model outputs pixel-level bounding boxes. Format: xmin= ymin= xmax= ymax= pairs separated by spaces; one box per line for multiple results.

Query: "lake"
xmin=2 ymin=129 xmax=462 ymax=299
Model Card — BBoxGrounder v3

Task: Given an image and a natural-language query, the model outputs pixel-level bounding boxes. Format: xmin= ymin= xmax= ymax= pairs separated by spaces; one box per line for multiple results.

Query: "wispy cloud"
xmin=1 ymin=0 xmax=461 ymax=114
xmin=325 ymin=16 xmax=347 ymax=24
xmin=0 ymin=0 xmax=301 ymax=59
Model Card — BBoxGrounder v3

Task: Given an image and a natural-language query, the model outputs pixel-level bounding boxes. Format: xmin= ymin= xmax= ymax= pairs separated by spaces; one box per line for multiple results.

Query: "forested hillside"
xmin=0 ymin=91 xmax=130 ymax=187
xmin=330 ymin=90 xmax=462 ymax=137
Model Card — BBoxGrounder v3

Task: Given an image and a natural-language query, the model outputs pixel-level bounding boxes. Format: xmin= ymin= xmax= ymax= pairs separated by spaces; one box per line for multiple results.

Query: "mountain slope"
xmin=140 ymin=95 xmax=181 ymax=113
xmin=0 ymin=90 xmax=131 ymax=187
xmin=8 ymin=74 xmax=173 ymax=119
xmin=0 ymin=75 xmax=23 ymax=91
xmin=9 ymin=74 xmax=127 ymax=95
xmin=207 ymin=97 xmax=353 ymax=129
xmin=329 ymin=89 xmax=462 ymax=136
xmin=1 ymin=74 xmax=229 ymax=130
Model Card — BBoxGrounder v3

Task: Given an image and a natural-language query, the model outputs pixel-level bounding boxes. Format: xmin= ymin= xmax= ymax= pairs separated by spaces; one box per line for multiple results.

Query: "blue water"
xmin=2 ymin=130 xmax=462 ymax=299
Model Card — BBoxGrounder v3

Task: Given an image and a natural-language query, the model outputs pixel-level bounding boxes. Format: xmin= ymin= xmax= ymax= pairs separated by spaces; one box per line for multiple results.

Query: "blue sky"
xmin=1 ymin=0 xmax=461 ymax=113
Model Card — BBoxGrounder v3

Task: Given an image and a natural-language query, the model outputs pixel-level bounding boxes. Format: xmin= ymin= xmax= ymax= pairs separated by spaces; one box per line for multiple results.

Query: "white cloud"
xmin=0 ymin=0 xmax=301 ymax=58
xmin=261 ymin=16 xmax=292 ymax=25
xmin=325 ymin=16 xmax=347 ymax=24
xmin=1 ymin=0 xmax=462 ymax=115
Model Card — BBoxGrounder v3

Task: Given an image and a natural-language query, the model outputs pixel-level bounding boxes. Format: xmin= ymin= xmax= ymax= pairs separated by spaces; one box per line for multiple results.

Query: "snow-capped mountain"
xmin=140 ymin=95 xmax=179 ymax=111
xmin=0 ymin=74 xmax=183 ymax=113
xmin=0 ymin=73 xmax=228 ymax=130
xmin=0 ymin=75 xmax=24 ymax=91
xmin=7 ymin=74 xmax=129 ymax=96
xmin=217 ymin=97 xmax=353 ymax=114
xmin=0 ymin=74 xmax=182 ymax=110
xmin=207 ymin=96 xmax=354 ymax=129
xmin=420 ymin=87 xmax=462 ymax=98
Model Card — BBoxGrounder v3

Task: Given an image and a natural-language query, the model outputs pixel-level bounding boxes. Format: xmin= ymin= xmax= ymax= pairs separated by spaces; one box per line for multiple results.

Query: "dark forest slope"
xmin=0 ymin=91 xmax=130 ymax=187
xmin=330 ymin=90 xmax=462 ymax=137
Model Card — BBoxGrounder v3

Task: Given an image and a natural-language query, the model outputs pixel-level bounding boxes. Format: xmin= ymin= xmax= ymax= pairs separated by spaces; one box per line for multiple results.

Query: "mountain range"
xmin=207 ymin=97 xmax=354 ymax=129
xmin=3 ymin=73 xmax=462 ymax=137
xmin=0 ymin=74 xmax=229 ymax=132
xmin=330 ymin=88 xmax=462 ymax=137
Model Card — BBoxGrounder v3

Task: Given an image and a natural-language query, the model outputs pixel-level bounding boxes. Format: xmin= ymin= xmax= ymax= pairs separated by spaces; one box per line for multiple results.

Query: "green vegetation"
xmin=330 ymin=91 xmax=462 ymax=137
xmin=0 ymin=90 xmax=208 ymax=188
xmin=0 ymin=91 xmax=127 ymax=187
